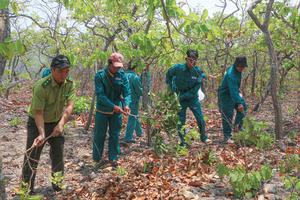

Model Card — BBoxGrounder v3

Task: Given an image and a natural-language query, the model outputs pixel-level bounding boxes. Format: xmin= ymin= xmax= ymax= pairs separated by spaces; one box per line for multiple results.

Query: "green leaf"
xmin=15 ymin=40 xmax=26 ymax=55
xmin=295 ymin=180 xmax=300 ymax=190
xmin=0 ymin=0 xmax=9 ymax=9
xmin=201 ymin=9 xmax=208 ymax=21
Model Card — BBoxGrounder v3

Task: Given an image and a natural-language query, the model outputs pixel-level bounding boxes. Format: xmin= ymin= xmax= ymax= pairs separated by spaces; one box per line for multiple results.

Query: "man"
xmin=22 ymin=55 xmax=75 ymax=193
xmin=93 ymin=52 xmax=131 ymax=167
xmin=166 ymin=49 xmax=210 ymax=146
xmin=218 ymin=56 xmax=248 ymax=144
xmin=124 ymin=60 xmax=143 ymax=143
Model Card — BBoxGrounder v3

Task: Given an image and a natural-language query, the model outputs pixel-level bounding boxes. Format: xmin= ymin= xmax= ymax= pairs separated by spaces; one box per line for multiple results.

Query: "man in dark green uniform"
xmin=218 ymin=56 xmax=248 ymax=144
xmin=93 ymin=52 xmax=131 ymax=167
xmin=22 ymin=55 xmax=75 ymax=193
xmin=124 ymin=61 xmax=143 ymax=143
xmin=166 ymin=49 xmax=210 ymax=146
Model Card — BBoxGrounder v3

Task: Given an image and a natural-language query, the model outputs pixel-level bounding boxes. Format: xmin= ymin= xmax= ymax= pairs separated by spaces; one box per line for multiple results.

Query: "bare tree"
xmin=248 ymin=0 xmax=283 ymax=139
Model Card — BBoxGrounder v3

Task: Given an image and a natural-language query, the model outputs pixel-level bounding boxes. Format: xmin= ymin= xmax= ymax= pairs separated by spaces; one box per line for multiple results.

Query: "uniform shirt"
xmin=94 ymin=68 xmax=131 ymax=112
xmin=126 ymin=70 xmax=142 ymax=103
xmin=218 ymin=65 xmax=243 ymax=106
xmin=28 ymin=75 xmax=75 ymax=123
xmin=166 ymin=63 xmax=206 ymax=102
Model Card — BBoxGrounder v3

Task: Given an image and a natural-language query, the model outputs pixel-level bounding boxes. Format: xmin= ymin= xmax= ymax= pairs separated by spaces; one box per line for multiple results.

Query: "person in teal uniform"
xmin=93 ymin=52 xmax=131 ymax=168
xmin=166 ymin=49 xmax=211 ymax=146
xmin=41 ymin=67 xmax=51 ymax=78
xmin=124 ymin=60 xmax=143 ymax=143
xmin=218 ymin=56 xmax=248 ymax=144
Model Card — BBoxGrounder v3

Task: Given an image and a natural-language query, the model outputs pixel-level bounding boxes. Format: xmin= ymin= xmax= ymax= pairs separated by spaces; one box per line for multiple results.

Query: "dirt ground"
xmin=0 ymin=83 xmax=299 ymax=200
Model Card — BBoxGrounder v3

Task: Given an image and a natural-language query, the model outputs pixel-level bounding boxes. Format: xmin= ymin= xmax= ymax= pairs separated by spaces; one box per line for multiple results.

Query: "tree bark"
xmin=0 ymin=8 xmax=10 ymax=83
xmin=141 ymin=67 xmax=151 ymax=146
xmin=248 ymin=0 xmax=283 ymax=139
xmin=0 ymin=157 xmax=7 ymax=200
xmin=251 ymin=51 xmax=258 ymax=95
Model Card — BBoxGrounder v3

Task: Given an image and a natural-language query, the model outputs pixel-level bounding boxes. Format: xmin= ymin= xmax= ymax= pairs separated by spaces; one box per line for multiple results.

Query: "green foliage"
xmin=73 ymin=96 xmax=92 ymax=114
xmin=17 ymin=182 xmax=42 ymax=200
xmin=50 ymin=171 xmax=65 ymax=190
xmin=202 ymin=149 xmax=217 ymax=166
xmin=233 ymin=117 xmax=274 ymax=150
xmin=153 ymin=134 xmax=168 ymax=156
xmin=116 ymin=166 xmax=127 ymax=176
xmin=175 ymin=144 xmax=189 ymax=157
xmin=9 ymin=117 xmax=22 ymax=127
xmin=0 ymin=38 xmax=26 ymax=60
xmin=279 ymin=155 xmax=300 ymax=200
xmin=279 ymin=155 xmax=299 ymax=174
xmin=183 ymin=128 xmax=199 ymax=146
xmin=143 ymin=161 xmax=154 ymax=173
xmin=0 ymin=0 xmax=9 ymax=9
xmin=217 ymin=164 xmax=272 ymax=198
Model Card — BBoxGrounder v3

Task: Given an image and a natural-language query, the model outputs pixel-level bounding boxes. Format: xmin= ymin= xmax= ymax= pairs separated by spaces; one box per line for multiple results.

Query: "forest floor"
xmin=0 ymin=82 xmax=299 ymax=200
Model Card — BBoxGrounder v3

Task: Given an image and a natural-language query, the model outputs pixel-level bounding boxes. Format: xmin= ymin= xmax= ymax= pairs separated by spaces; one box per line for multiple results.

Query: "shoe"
xmin=110 ymin=161 xmax=118 ymax=169
xmin=93 ymin=160 xmax=108 ymax=169
xmin=52 ymin=184 xmax=62 ymax=192
xmin=203 ymin=138 xmax=212 ymax=144
xmin=224 ymin=138 xmax=234 ymax=144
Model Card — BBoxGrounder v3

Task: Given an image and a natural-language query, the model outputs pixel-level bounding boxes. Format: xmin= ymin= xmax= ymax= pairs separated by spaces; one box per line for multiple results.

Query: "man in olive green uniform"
xmin=166 ymin=49 xmax=210 ymax=146
xmin=124 ymin=61 xmax=143 ymax=143
xmin=93 ymin=52 xmax=131 ymax=167
xmin=218 ymin=56 xmax=248 ymax=144
xmin=21 ymin=55 xmax=75 ymax=193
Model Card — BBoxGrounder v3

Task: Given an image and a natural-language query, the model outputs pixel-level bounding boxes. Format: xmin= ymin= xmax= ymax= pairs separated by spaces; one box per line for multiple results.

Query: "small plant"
xmin=116 ymin=166 xmax=127 ymax=176
xmin=175 ymin=144 xmax=189 ymax=157
xmin=143 ymin=161 xmax=154 ymax=173
xmin=153 ymin=134 xmax=168 ymax=156
xmin=17 ymin=182 xmax=42 ymax=200
xmin=183 ymin=128 xmax=199 ymax=146
xmin=279 ymin=154 xmax=300 ymax=199
xmin=73 ymin=96 xmax=92 ymax=114
xmin=217 ymin=164 xmax=272 ymax=198
xmin=9 ymin=117 xmax=23 ymax=127
xmin=50 ymin=171 xmax=65 ymax=190
xmin=202 ymin=149 xmax=217 ymax=166
xmin=233 ymin=117 xmax=274 ymax=150
xmin=288 ymin=131 xmax=297 ymax=140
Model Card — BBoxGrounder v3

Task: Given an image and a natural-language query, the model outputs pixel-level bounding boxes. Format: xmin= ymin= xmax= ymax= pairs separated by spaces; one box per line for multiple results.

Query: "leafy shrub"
xmin=233 ymin=117 xmax=274 ymax=150
xmin=73 ymin=96 xmax=92 ymax=114
xmin=9 ymin=117 xmax=23 ymax=127
xmin=217 ymin=164 xmax=272 ymax=198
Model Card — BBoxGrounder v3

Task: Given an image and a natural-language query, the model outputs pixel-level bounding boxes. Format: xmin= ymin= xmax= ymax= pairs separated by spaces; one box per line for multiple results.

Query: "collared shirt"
xmin=218 ymin=65 xmax=243 ymax=105
xmin=166 ymin=63 xmax=206 ymax=102
xmin=94 ymin=67 xmax=131 ymax=113
xmin=28 ymin=75 xmax=75 ymax=123
xmin=126 ymin=70 xmax=142 ymax=103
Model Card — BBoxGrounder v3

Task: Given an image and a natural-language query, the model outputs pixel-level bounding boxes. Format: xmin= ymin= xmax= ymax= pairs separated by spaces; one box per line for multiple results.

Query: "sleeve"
xmin=227 ymin=76 xmax=243 ymax=106
xmin=122 ymin=74 xmax=131 ymax=106
xmin=133 ymin=75 xmax=143 ymax=97
xmin=95 ymin=73 xmax=115 ymax=110
xmin=31 ymin=84 xmax=46 ymax=111
xmin=166 ymin=65 xmax=176 ymax=90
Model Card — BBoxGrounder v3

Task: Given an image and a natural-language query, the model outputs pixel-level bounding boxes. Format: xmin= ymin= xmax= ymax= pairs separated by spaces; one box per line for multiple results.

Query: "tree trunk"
xmin=298 ymin=57 xmax=300 ymax=111
xmin=265 ymin=30 xmax=283 ymax=139
xmin=0 ymin=158 xmax=7 ymax=200
xmin=251 ymin=51 xmax=258 ymax=95
xmin=141 ymin=68 xmax=151 ymax=146
xmin=0 ymin=8 xmax=10 ymax=83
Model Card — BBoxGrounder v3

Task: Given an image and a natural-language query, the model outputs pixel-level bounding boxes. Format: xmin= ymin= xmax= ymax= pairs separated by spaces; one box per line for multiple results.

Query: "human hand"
xmin=33 ymin=135 xmax=45 ymax=147
xmin=51 ymin=124 xmax=64 ymax=137
xmin=237 ymin=104 xmax=244 ymax=112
